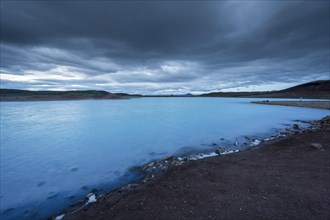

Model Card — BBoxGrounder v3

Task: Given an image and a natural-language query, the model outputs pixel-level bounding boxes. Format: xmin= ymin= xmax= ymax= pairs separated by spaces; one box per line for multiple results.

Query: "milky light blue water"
xmin=0 ymin=98 xmax=329 ymax=219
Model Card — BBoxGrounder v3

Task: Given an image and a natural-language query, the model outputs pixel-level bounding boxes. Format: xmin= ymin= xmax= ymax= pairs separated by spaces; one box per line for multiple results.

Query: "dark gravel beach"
xmin=64 ymin=117 xmax=330 ymax=220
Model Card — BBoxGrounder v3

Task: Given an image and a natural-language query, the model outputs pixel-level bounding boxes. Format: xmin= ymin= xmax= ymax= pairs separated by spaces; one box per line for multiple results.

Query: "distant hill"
xmin=0 ymin=89 xmax=138 ymax=101
xmin=1 ymin=80 xmax=329 ymax=101
xmin=181 ymin=93 xmax=195 ymax=97
xmin=201 ymin=80 xmax=330 ymax=99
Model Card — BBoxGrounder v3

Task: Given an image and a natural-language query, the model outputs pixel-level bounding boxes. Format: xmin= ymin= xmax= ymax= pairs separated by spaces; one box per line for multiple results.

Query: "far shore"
xmin=0 ymin=96 xmax=129 ymax=102
xmin=252 ymin=100 xmax=330 ymax=110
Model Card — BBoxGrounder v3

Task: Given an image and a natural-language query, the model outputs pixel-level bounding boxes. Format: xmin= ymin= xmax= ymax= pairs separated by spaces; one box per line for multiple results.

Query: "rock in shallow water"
xmin=164 ymin=156 xmax=174 ymax=161
xmin=293 ymin=124 xmax=300 ymax=130
xmin=215 ymin=148 xmax=221 ymax=155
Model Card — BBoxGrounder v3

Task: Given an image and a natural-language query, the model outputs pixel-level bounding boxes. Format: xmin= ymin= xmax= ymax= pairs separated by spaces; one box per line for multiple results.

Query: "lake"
xmin=0 ymin=97 xmax=328 ymax=219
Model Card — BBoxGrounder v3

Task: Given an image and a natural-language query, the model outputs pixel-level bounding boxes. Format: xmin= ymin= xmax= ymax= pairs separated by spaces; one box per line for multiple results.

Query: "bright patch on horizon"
xmin=1 ymin=66 xmax=86 ymax=83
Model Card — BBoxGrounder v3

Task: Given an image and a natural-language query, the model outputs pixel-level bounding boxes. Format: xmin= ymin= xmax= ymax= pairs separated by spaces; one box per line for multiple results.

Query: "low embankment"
xmin=252 ymin=101 xmax=330 ymax=110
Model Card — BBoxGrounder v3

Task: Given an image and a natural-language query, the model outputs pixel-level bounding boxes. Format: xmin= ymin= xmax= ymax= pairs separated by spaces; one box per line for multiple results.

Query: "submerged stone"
xmin=128 ymin=165 xmax=144 ymax=174
xmin=67 ymin=195 xmax=76 ymax=200
xmin=80 ymin=185 xmax=88 ymax=191
xmin=3 ymin=208 xmax=15 ymax=214
xmin=46 ymin=193 xmax=58 ymax=200
xmin=37 ymin=181 xmax=46 ymax=187
xmin=70 ymin=167 xmax=79 ymax=172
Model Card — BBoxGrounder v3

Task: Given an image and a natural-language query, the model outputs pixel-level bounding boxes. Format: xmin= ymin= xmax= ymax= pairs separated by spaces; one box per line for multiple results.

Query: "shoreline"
xmin=252 ymin=100 xmax=330 ymax=110
xmin=55 ymin=116 xmax=330 ymax=220
xmin=1 ymin=97 xmax=329 ymax=103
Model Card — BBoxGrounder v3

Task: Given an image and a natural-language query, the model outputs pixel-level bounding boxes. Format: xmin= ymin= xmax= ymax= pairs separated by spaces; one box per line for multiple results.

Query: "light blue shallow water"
xmin=0 ymin=97 xmax=329 ymax=219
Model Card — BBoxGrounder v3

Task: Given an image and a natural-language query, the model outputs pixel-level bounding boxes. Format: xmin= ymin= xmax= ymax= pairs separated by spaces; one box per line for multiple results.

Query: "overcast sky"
xmin=1 ymin=1 xmax=329 ymax=94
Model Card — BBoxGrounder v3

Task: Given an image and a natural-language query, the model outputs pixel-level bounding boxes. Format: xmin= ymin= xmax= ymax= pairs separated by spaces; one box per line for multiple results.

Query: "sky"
xmin=0 ymin=0 xmax=329 ymax=95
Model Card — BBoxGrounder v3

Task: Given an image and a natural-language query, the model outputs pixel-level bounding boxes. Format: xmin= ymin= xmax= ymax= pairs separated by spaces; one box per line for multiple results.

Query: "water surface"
xmin=0 ymin=98 xmax=328 ymax=219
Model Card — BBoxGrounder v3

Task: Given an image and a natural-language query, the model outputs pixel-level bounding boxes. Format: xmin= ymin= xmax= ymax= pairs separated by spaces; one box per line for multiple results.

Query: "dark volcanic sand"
xmin=65 ymin=123 xmax=330 ymax=220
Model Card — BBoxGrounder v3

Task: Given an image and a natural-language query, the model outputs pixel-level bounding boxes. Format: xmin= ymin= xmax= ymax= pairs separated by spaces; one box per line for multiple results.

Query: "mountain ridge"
xmin=201 ymin=80 xmax=330 ymax=99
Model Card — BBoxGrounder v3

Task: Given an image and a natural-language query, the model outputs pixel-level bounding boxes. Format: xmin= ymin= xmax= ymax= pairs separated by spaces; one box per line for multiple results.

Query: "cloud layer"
xmin=1 ymin=1 xmax=329 ymax=94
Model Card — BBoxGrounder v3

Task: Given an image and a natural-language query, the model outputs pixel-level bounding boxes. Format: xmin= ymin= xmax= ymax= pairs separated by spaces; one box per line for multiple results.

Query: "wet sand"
xmin=64 ymin=117 xmax=330 ymax=220
xmin=252 ymin=101 xmax=330 ymax=109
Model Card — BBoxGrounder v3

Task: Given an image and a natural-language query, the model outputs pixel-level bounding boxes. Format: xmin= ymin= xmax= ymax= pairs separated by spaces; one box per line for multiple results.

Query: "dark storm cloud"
xmin=1 ymin=1 xmax=225 ymax=56
xmin=0 ymin=0 xmax=329 ymax=94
